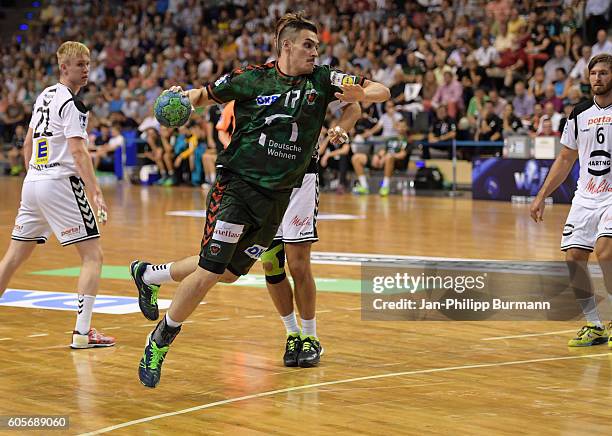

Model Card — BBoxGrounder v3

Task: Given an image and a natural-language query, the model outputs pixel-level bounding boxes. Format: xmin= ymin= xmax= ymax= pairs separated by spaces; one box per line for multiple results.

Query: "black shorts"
xmin=199 ymin=170 xmax=291 ymax=275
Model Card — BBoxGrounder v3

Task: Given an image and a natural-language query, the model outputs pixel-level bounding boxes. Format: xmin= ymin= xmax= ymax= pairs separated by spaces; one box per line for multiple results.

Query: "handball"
xmin=154 ymin=90 xmax=192 ymax=128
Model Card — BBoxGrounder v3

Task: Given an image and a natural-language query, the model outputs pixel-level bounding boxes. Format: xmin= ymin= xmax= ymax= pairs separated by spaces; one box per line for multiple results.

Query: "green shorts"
xmin=199 ymin=170 xmax=291 ymax=275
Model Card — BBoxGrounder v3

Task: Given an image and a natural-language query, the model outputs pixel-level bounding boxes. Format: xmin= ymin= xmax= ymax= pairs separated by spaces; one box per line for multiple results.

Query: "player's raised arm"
xmin=334 ymin=80 xmax=391 ymax=104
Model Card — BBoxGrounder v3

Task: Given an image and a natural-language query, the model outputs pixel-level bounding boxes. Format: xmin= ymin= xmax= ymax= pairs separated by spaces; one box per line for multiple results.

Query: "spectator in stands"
xmin=94 ymin=125 xmax=125 ymax=172
xmin=586 ymin=1 xmax=611 ymax=45
xmin=543 ymin=44 xmax=574 ymax=86
xmin=541 ymin=84 xmax=564 ymax=113
xmin=466 ymin=87 xmax=489 ymax=132
xmin=529 ymin=66 xmax=547 ymax=100
xmin=7 ymin=124 xmax=25 ymax=176
xmin=426 ymin=105 xmax=457 ymax=159
xmin=553 ymin=67 xmax=570 ymax=98
xmin=502 ymin=103 xmax=526 ymax=137
xmin=488 ymin=89 xmax=507 ymax=117
xmin=512 ymin=81 xmax=536 ymax=120
xmin=475 ymin=101 xmax=503 ymax=143
xmin=360 ymin=101 xmax=403 ymax=140
xmin=569 ymin=45 xmax=592 ymax=86
xmin=474 ymin=35 xmax=499 ymax=69
xmin=592 ymin=28 xmax=612 ymax=57
xmin=537 ymin=102 xmax=563 ymax=134
xmin=2 ymin=93 xmax=25 ymax=143
xmin=432 ymin=71 xmax=463 ymax=118
xmin=537 ymin=117 xmax=561 ymax=137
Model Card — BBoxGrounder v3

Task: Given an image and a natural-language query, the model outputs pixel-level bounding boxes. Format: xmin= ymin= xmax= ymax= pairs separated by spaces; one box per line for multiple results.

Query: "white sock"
xmin=301 ymin=317 xmax=317 ymax=337
xmin=382 ymin=177 xmax=390 ymax=188
xmin=165 ymin=313 xmax=182 ymax=328
xmin=75 ymin=294 xmax=96 ymax=334
xmin=281 ymin=311 xmax=300 ymax=335
xmin=143 ymin=263 xmax=173 ymax=285
xmin=358 ymin=175 xmax=368 ymax=188
xmin=210 ymin=170 xmax=216 ymax=182
xmin=576 ymin=297 xmax=603 ymax=328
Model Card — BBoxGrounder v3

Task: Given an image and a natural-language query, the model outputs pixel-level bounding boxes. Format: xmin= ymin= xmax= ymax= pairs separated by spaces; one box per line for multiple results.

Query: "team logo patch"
xmin=212 ymin=220 xmax=244 ymax=243
xmin=305 ymin=89 xmax=318 ymax=105
xmin=587 ymin=150 xmax=611 ymax=176
xmin=562 ymin=224 xmax=574 ymax=236
xmin=244 ymin=244 xmax=267 ymax=260
xmin=210 ymin=243 xmax=221 ymax=255
xmin=79 ymin=114 xmax=87 ymax=129
xmin=256 ymin=94 xmax=281 ymax=106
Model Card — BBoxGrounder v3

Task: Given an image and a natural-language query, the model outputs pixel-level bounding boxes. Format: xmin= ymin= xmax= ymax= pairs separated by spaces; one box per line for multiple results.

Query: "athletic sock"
xmin=75 ymin=294 xmax=96 ymax=335
xmin=143 ymin=263 xmax=173 ymax=284
xmin=301 ymin=317 xmax=317 ymax=338
xmin=281 ymin=311 xmax=300 ymax=335
xmin=576 ymin=297 xmax=603 ymax=328
xmin=358 ymin=175 xmax=368 ymax=188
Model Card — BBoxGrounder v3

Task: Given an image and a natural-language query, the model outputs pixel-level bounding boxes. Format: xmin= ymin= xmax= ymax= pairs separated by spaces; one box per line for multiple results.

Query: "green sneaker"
xmin=297 ymin=335 xmax=323 ymax=368
xmin=352 ymin=185 xmax=369 ymax=195
xmin=567 ymin=323 xmax=608 ymax=347
xmin=379 ymin=186 xmax=390 ymax=196
xmin=162 ymin=177 xmax=175 ymax=186
xmin=283 ymin=333 xmax=302 ymax=367
xmin=139 ymin=333 xmax=170 ymax=388
xmin=130 ymin=260 xmax=160 ymax=320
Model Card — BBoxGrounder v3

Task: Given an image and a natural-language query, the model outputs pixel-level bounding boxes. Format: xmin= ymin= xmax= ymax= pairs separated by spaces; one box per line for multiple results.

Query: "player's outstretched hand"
xmin=529 ymin=196 xmax=545 ymax=223
xmin=334 ymin=84 xmax=366 ymax=103
xmin=328 ymin=126 xmax=349 ymax=145
xmin=168 ymin=85 xmax=185 ymax=94
xmin=94 ymin=191 xmax=109 ymax=225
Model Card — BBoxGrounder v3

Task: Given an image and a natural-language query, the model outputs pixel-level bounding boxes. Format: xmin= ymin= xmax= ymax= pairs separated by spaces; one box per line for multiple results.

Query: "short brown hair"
xmin=588 ymin=53 xmax=612 ymax=72
xmin=274 ymin=12 xmax=318 ymax=56
xmin=56 ymin=41 xmax=90 ymax=66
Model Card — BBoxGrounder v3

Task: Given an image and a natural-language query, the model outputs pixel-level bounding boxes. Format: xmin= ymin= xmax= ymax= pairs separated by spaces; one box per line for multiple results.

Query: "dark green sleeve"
xmin=206 ymin=68 xmax=257 ymax=104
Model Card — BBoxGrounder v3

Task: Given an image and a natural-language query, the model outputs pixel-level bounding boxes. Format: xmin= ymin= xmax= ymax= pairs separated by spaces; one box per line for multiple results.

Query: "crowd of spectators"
xmin=0 ymin=0 xmax=610 ymax=192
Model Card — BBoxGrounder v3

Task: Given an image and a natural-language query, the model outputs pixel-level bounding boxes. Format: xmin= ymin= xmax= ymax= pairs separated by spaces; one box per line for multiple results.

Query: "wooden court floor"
xmin=0 ymin=176 xmax=611 ymax=435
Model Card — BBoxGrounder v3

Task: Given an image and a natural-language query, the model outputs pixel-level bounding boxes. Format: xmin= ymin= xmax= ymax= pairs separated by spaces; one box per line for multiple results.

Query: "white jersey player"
xmin=530 ymin=53 xmax=612 ymax=348
xmin=0 ymin=41 xmax=115 ymax=349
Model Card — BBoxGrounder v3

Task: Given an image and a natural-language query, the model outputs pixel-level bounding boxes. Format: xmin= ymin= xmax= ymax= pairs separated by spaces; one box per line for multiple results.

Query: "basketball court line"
xmin=481 ymin=330 xmax=578 ymax=340
xmin=78 ymin=352 xmax=611 ymax=435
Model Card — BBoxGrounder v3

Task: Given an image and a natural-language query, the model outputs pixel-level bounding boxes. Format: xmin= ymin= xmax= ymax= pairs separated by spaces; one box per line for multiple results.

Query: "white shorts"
xmin=560 ymin=202 xmax=612 ymax=252
xmin=275 ymin=173 xmax=319 ymax=243
xmin=12 ymin=176 xmax=100 ymax=246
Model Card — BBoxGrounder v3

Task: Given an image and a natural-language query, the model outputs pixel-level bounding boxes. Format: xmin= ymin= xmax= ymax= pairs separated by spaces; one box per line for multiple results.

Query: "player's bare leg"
xmin=71 ymin=238 xmax=115 ymax=349
xmin=379 ymin=154 xmax=395 ymax=196
xmin=351 ymin=153 xmax=369 ymax=194
xmin=565 ymin=248 xmax=607 ymax=346
xmin=130 ymin=255 xmax=236 ymax=320
xmin=0 ymin=240 xmax=37 ymax=296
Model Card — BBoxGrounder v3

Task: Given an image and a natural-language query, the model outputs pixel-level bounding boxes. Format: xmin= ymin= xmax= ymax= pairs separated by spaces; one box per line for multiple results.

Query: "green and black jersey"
xmin=206 ymin=61 xmax=365 ymax=190
xmin=385 ymin=137 xmax=409 ymax=154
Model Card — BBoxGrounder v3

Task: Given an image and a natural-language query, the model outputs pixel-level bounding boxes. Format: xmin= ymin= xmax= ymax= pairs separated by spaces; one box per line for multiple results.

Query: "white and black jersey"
xmin=25 ymin=83 xmax=89 ymax=182
xmin=561 ymin=98 xmax=612 ymax=208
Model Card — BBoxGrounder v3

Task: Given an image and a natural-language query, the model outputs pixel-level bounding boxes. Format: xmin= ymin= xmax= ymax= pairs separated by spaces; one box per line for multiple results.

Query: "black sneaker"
xmin=283 ymin=333 xmax=302 ymax=367
xmin=130 ymin=260 xmax=160 ymax=321
xmin=297 ymin=335 xmax=323 ymax=368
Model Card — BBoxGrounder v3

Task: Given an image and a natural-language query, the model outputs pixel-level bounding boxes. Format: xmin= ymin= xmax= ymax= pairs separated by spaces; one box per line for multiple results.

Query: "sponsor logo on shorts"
xmin=210 ymin=243 xmax=221 ymax=255
xmin=256 ymin=94 xmax=281 ymax=106
xmin=587 ymin=150 xmax=611 ymax=176
xmin=61 ymin=226 xmax=82 ymax=237
xmin=13 ymin=224 xmax=23 ymax=233
xmin=299 ymin=231 xmax=314 ymax=236
xmin=244 ymin=244 xmax=267 ymax=259
xmin=290 ymin=215 xmax=312 ymax=227
xmin=212 ymin=220 xmax=244 ymax=243
xmin=562 ymin=223 xmax=574 ymax=237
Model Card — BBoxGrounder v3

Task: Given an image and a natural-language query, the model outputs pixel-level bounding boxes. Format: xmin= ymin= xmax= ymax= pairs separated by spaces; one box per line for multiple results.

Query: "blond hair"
xmin=274 ymin=12 xmax=317 ymax=56
xmin=56 ymin=41 xmax=90 ymax=66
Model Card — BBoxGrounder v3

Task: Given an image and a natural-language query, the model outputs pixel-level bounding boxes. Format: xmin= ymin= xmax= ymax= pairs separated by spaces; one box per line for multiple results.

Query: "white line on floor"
xmin=481 ymin=330 xmax=577 ymax=340
xmin=79 ymin=352 xmax=611 ymax=435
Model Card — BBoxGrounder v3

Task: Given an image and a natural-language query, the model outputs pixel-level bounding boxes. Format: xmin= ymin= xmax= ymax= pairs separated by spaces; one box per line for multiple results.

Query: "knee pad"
xmin=260 ymin=240 xmax=286 ymax=284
